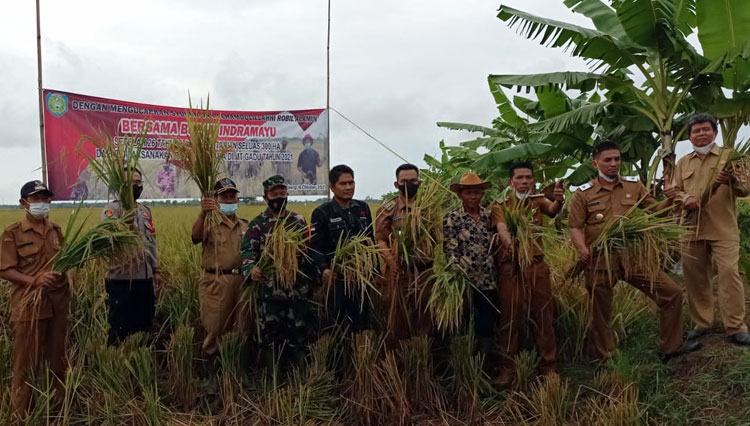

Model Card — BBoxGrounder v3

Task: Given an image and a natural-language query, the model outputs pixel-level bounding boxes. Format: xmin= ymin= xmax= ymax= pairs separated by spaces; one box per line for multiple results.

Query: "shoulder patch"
xmin=577 ymin=183 xmax=592 ymax=192
xmin=104 ymin=209 xmax=115 ymax=218
xmin=623 ymin=176 xmax=639 ymax=182
xmin=383 ymin=199 xmax=396 ymax=211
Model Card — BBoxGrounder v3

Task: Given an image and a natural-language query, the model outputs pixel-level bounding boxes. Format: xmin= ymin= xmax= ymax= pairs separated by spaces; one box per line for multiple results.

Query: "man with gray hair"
xmin=665 ymin=113 xmax=750 ymax=345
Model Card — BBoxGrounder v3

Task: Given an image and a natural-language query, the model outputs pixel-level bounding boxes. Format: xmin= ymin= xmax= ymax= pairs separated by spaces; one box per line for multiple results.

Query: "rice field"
xmin=0 ymin=204 xmax=748 ymax=425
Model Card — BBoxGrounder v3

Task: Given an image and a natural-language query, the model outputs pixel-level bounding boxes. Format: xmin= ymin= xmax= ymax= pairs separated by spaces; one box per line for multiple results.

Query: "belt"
xmin=205 ymin=268 xmax=241 ymax=275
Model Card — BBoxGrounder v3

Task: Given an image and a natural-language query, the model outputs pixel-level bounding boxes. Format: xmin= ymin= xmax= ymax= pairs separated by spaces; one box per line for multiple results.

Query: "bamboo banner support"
xmin=326 ymin=0 xmax=332 ymax=201
xmin=36 ymin=0 xmax=48 ymax=184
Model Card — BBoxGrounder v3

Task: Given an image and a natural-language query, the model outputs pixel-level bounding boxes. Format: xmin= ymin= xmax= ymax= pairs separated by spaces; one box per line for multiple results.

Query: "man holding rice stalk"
xmin=192 ymin=178 xmax=249 ymax=356
xmin=443 ymin=172 xmax=498 ymax=365
xmin=569 ymin=141 xmax=701 ymax=362
xmin=102 ymin=168 xmax=163 ymax=346
xmin=491 ymin=161 xmax=563 ymax=387
xmin=666 ymin=113 xmax=750 ymax=346
xmin=0 ymin=181 xmax=69 ymax=420
xmin=241 ymin=175 xmax=314 ymax=367
xmin=311 ymin=165 xmax=375 ymax=332
xmin=375 ymin=163 xmax=435 ymax=347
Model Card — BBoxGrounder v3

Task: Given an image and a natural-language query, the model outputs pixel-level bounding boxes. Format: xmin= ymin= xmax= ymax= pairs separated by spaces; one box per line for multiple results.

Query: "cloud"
xmin=0 ymin=0 xmax=599 ymax=202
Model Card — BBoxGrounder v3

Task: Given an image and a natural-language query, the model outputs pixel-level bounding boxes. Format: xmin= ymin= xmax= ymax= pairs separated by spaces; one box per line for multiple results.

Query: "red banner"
xmin=43 ymin=89 xmax=329 ymax=200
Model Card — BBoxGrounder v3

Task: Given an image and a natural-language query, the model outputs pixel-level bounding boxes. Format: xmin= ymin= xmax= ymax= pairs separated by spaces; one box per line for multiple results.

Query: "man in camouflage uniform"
xmin=376 ymin=163 xmax=434 ymax=348
xmin=241 ymin=175 xmax=313 ymax=366
xmin=191 ymin=178 xmax=249 ymax=355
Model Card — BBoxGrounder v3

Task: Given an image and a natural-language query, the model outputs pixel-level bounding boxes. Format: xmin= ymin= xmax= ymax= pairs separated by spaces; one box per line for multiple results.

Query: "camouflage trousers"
xmin=257 ymin=296 xmax=313 ymax=349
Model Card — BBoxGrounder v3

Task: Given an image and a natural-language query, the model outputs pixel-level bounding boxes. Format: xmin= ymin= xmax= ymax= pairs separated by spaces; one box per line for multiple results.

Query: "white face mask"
xmin=514 ymin=190 xmax=529 ymax=200
xmin=28 ymin=202 xmax=50 ymax=219
xmin=598 ymin=170 xmax=617 ymax=183
xmin=692 ymin=142 xmax=715 ymax=155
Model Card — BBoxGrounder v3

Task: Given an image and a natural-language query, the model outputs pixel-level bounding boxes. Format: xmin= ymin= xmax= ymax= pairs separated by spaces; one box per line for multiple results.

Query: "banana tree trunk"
xmin=721 ymin=118 xmax=741 ymax=150
xmin=660 ymin=132 xmax=676 ymax=181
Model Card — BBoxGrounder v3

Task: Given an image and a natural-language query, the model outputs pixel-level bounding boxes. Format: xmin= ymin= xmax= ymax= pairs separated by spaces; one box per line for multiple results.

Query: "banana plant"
xmin=493 ymin=0 xmax=736 ymax=180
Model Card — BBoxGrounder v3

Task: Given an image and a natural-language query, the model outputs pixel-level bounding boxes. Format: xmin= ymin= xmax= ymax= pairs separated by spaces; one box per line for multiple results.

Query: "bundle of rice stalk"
xmin=426 ymin=245 xmax=469 ymax=335
xmin=19 ymin=205 xmax=143 ymax=326
xmin=499 ymin=193 xmax=545 ymax=270
xmin=53 ymin=206 xmax=143 ymax=273
xmin=167 ymin=96 xmax=228 ymax=227
xmin=330 ymin=233 xmax=383 ymax=309
xmin=592 ymin=202 xmax=689 ymax=285
xmin=394 ymin=177 xmax=456 ymax=264
xmin=700 ymin=140 xmax=750 ymax=205
xmin=78 ymin=128 xmax=145 ymax=212
xmin=257 ymin=214 xmax=311 ymax=289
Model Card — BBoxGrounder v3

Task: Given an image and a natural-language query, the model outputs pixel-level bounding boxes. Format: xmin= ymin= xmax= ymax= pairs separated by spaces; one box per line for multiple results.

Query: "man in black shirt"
xmin=310 ymin=164 xmax=373 ymax=331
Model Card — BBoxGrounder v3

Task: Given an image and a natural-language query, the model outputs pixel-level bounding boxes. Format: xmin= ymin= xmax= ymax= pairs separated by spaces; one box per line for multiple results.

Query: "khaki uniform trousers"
xmin=497 ymin=259 xmax=556 ymax=376
xmin=681 ymin=240 xmax=748 ymax=335
xmin=198 ymin=272 xmax=249 ymax=355
xmin=585 ymin=260 xmax=684 ymax=359
xmin=383 ymin=267 xmax=433 ymax=349
xmin=11 ymin=299 xmax=69 ymax=419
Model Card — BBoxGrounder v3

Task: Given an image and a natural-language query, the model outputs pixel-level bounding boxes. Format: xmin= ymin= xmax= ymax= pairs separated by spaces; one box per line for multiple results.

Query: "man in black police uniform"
xmin=311 ymin=164 xmax=374 ymax=331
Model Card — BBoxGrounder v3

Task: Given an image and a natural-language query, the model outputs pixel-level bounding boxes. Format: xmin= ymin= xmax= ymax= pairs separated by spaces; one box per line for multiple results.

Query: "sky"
xmin=0 ymin=0 xmax=727 ymax=204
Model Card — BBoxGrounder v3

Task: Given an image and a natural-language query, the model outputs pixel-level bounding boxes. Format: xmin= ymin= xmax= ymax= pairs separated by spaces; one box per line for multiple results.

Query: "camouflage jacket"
xmin=241 ymin=208 xmax=311 ymax=300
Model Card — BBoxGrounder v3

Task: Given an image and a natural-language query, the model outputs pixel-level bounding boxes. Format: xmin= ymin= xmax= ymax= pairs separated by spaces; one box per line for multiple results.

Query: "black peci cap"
xmin=21 ymin=180 xmax=54 ymax=199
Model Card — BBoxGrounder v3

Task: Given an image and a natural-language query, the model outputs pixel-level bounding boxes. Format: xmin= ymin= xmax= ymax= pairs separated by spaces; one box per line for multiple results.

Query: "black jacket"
xmin=310 ymin=198 xmax=374 ymax=271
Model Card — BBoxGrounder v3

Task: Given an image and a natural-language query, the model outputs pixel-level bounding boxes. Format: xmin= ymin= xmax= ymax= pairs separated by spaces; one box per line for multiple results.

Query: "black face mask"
xmin=267 ymin=197 xmax=287 ymax=212
xmin=133 ymin=184 xmax=144 ymax=200
xmin=398 ymin=182 xmax=420 ymax=198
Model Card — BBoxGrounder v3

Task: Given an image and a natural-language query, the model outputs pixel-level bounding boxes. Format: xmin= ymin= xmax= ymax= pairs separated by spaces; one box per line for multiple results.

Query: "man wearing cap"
xmin=0 ymin=181 xmax=68 ymax=419
xmin=241 ymin=175 xmax=313 ymax=367
xmin=375 ymin=163 xmax=435 ymax=347
xmin=569 ymin=140 xmax=701 ymax=361
xmin=491 ymin=161 xmax=563 ymax=387
xmin=311 ymin=165 xmax=374 ymax=332
xmin=102 ymin=168 xmax=162 ymax=346
xmin=297 ymin=134 xmax=323 ymax=184
xmin=443 ymin=172 xmax=498 ymax=362
xmin=192 ymin=178 xmax=250 ymax=355
xmin=665 ymin=113 xmax=750 ymax=346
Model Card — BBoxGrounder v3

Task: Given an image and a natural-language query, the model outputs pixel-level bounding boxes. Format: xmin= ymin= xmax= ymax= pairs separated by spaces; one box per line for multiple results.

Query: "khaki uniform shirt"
xmin=375 ymin=195 xmax=410 ymax=251
xmin=673 ymin=144 xmax=750 ymax=241
xmin=491 ymin=194 xmax=556 ymax=259
xmin=568 ymin=176 xmax=657 ymax=247
xmin=0 ymin=214 xmax=70 ymax=321
xmin=200 ymin=215 xmax=249 ymax=272
xmin=102 ymin=201 xmax=159 ymax=280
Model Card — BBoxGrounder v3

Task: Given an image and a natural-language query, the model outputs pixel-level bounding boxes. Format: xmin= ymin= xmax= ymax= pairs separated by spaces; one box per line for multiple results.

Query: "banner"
xmin=43 ymin=89 xmax=329 ymax=200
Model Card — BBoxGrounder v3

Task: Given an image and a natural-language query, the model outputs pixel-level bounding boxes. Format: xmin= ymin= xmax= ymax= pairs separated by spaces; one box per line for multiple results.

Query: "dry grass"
xmin=0 ymin=203 xmax=743 ymax=425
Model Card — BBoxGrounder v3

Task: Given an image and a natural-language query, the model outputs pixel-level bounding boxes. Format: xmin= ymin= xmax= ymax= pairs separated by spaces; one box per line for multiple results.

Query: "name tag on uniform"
xmin=330 ymin=217 xmax=343 ymax=223
xmin=587 ymin=201 xmax=600 ymax=206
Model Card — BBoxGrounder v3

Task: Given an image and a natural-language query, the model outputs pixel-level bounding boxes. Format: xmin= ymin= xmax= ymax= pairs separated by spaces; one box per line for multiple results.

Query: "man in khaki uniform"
xmin=0 ymin=181 xmax=69 ymax=420
xmin=666 ymin=113 xmax=750 ymax=345
xmin=192 ymin=178 xmax=249 ymax=355
xmin=491 ymin=161 xmax=563 ymax=386
xmin=375 ymin=163 xmax=434 ymax=348
xmin=569 ymin=141 xmax=700 ymax=361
